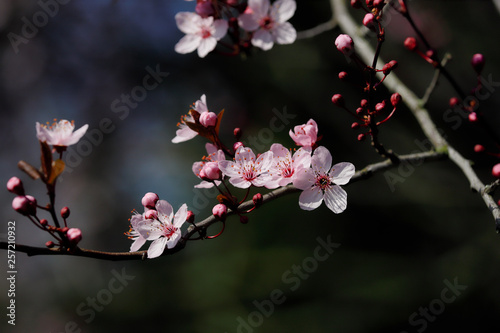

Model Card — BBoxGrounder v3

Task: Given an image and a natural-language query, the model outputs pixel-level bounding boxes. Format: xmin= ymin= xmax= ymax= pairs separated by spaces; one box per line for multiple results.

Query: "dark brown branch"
xmin=0 ymin=150 xmax=447 ymax=261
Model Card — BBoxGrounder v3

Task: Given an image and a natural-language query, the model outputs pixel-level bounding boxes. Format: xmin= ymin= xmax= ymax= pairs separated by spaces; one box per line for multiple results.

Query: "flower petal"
xmin=175 ymin=34 xmax=202 ymax=54
xmin=298 ymin=186 xmax=323 ymax=211
xmin=329 ymin=162 xmax=355 ymax=185
xmin=172 ymin=124 xmax=198 ymax=143
xmin=229 ymin=176 xmax=252 ymax=188
xmin=248 ymin=0 xmax=270 ymax=18
xmin=272 ymin=22 xmax=296 ymax=45
xmin=147 ymin=237 xmax=168 ymax=258
xmin=166 ymin=230 xmax=182 ymax=249
xmin=293 ymin=168 xmax=315 ymax=190
xmin=213 ymin=19 xmax=229 ymax=40
xmin=130 ymin=237 xmax=146 ymax=252
xmin=238 ymin=13 xmax=260 ymax=31
xmin=156 ymin=199 xmax=174 ymax=223
xmin=197 ymin=37 xmax=217 ymax=58
xmin=175 ymin=12 xmax=201 ymax=34
xmin=137 ymin=220 xmax=163 ymax=240
xmin=252 ymin=29 xmax=274 ymax=50
xmin=272 ymin=0 xmax=296 ymax=23
xmin=218 ymin=160 xmax=240 ymax=177
xmin=174 ymin=203 xmax=188 ymax=228
xmin=311 ymin=146 xmax=332 ymax=174
xmin=324 ymin=185 xmax=347 ymax=214
xmin=63 ymin=124 xmax=88 ymax=146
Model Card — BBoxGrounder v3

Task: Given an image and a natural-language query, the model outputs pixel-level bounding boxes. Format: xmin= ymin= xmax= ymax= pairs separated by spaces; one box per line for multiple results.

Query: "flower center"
xmin=315 ymin=174 xmax=331 ymax=191
xmin=260 ymin=16 xmax=274 ymax=30
xmin=163 ymin=224 xmax=178 ymax=239
xmin=201 ymin=27 xmax=212 ymax=39
xmin=242 ymin=164 xmax=257 ymax=181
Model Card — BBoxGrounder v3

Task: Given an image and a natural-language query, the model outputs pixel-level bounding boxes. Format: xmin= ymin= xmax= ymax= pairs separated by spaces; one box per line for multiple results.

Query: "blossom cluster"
xmin=175 ymin=0 xmax=297 ymax=57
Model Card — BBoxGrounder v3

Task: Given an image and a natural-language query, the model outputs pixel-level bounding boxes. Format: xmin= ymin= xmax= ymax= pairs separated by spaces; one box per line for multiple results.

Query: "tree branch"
xmin=330 ymin=0 xmax=500 ymax=231
xmin=0 ymin=150 xmax=447 ymax=260
xmin=296 ymin=19 xmax=337 ymax=40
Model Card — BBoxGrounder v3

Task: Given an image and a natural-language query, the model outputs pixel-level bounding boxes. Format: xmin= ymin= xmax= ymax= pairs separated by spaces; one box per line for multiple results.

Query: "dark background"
xmin=1 ymin=0 xmax=500 ymax=332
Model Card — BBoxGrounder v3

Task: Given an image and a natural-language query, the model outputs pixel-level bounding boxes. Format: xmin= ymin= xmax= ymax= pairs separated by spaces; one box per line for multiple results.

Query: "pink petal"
xmin=238 ymin=13 xmax=260 ymax=31
xmin=175 ymin=12 xmax=201 ymax=34
xmin=293 ymin=168 xmax=315 ymax=190
xmin=252 ymin=29 xmax=274 ymax=50
xmin=197 ymin=37 xmax=217 ymax=58
xmin=235 ymin=147 xmax=256 ymax=165
xmin=156 ymin=200 xmax=174 ymax=222
xmin=324 ymin=185 xmax=347 ymax=214
xmin=272 ymin=22 xmax=296 ymax=45
xmin=166 ymin=231 xmax=182 ymax=249
xmin=311 ymin=146 xmax=332 ymax=174
xmin=130 ymin=237 xmax=146 ymax=252
xmin=298 ymin=186 xmax=323 ymax=211
xmin=63 ymin=124 xmax=88 ymax=146
xmin=229 ymin=176 xmax=252 ymax=189
xmin=270 ymin=143 xmax=289 ymax=158
xmin=329 ymin=162 xmax=355 ymax=185
xmin=248 ymin=0 xmax=270 ymax=18
xmin=137 ymin=220 xmax=163 ymax=240
xmin=175 ymin=34 xmax=202 ymax=54
xmin=172 ymin=124 xmax=198 ymax=143
xmin=174 ymin=204 xmax=188 ymax=228
xmin=255 ymin=150 xmax=274 ymax=171
xmin=218 ymin=160 xmax=240 ymax=177
xmin=293 ymin=147 xmax=312 ymax=170
xmin=272 ymin=0 xmax=296 ymax=23
xmin=213 ymin=19 xmax=229 ymax=40
xmin=147 ymin=237 xmax=168 ymax=258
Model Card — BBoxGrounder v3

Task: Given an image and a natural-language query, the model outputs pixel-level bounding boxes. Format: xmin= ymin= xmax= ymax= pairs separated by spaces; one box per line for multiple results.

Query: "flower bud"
xmin=375 ymin=101 xmax=386 ymax=112
xmin=338 ymin=71 xmax=348 ymax=80
xmin=351 ymin=0 xmax=362 ymax=8
xmin=200 ymin=161 xmax=222 ymax=181
xmin=7 ymin=177 xmax=24 ymax=195
xmin=45 ymin=241 xmax=55 ymax=248
xmin=12 ymin=195 xmax=37 ymax=216
xmin=351 ymin=122 xmax=360 ymax=129
xmin=186 ymin=210 xmax=195 ymax=224
xmin=471 ymin=53 xmax=485 ymax=74
xmin=240 ymin=216 xmax=249 ymax=224
xmin=144 ymin=209 xmax=158 ymax=220
xmin=331 ymin=94 xmax=345 ymax=107
xmin=233 ymin=127 xmax=242 ymax=140
xmin=360 ymin=99 xmax=368 ymax=108
xmin=474 ymin=144 xmax=485 ymax=153
xmin=195 ymin=1 xmax=215 ymax=18
xmin=335 ymin=34 xmax=354 ymax=55
xmin=390 ymin=93 xmax=402 ymax=107
xmin=141 ymin=192 xmax=159 ymax=209
xmin=233 ymin=142 xmax=244 ymax=151
xmin=356 ymin=107 xmax=364 ymax=115
xmin=199 ymin=111 xmax=217 ymax=128
xmin=468 ymin=112 xmax=478 ymax=122
xmin=362 ymin=13 xmax=376 ymax=31
xmin=357 ymin=133 xmax=366 ymax=141
xmin=449 ymin=97 xmax=460 ymax=108
xmin=61 ymin=206 xmax=70 ymax=219
xmin=40 ymin=219 xmax=48 ymax=226
xmin=493 ymin=163 xmax=500 ymax=178
xmin=66 ymin=228 xmax=82 ymax=246
xmin=404 ymin=37 xmax=417 ymax=51
xmin=373 ymin=0 xmax=384 ymax=9
xmin=212 ymin=204 xmax=227 ymax=221
xmin=253 ymin=193 xmax=263 ymax=207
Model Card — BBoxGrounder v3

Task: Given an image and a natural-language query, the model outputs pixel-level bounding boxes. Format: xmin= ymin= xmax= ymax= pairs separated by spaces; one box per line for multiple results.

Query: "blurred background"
xmin=1 ymin=0 xmax=500 ymax=332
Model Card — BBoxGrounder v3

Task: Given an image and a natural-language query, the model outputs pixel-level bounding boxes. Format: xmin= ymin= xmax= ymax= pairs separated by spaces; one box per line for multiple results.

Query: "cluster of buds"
xmin=174 ymin=0 xmax=298 ymax=57
xmin=403 ymin=37 xmax=439 ymax=66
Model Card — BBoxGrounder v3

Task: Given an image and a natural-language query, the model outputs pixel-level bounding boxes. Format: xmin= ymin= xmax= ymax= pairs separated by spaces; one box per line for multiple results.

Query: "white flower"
xmin=136 ymin=200 xmax=188 ymax=259
xmin=293 ymin=146 xmax=355 ymax=213
xmin=238 ymin=0 xmax=297 ymax=51
xmin=172 ymin=94 xmax=209 ymax=143
xmin=36 ymin=119 xmax=88 ymax=147
xmin=125 ymin=212 xmax=148 ymax=252
xmin=218 ymin=146 xmax=275 ymax=188
xmin=269 ymin=143 xmax=311 ymax=187
xmin=175 ymin=12 xmax=228 ymax=58
xmin=192 ymin=143 xmax=226 ymax=188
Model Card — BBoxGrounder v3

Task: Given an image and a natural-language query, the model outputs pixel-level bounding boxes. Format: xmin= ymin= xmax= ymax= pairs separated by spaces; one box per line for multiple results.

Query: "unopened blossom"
xmin=289 ymin=119 xmax=318 ymax=148
xmin=36 ymin=119 xmax=88 ymax=148
xmin=192 ymin=143 xmax=226 ymax=188
xmin=66 ymin=228 xmax=82 ymax=246
xmin=175 ymin=12 xmax=228 ymax=58
xmin=7 ymin=177 xmax=24 ymax=196
xmin=212 ymin=203 xmax=227 ymax=221
xmin=335 ymin=34 xmax=354 ymax=55
xmin=136 ymin=200 xmax=188 ymax=259
xmin=238 ymin=0 xmax=297 ymax=51
xmin=142 ymin=192 xmax=159 ymax=209
xmin=172 ymin=94 xmax=209 ymax=143
xmin=268 ymin=143 xmax=311 ymax=187
xmin=199 ymin=111 xmax=217 ymax=127
xmin=218 ymin=146 xmax=274 ymax=188
xmin=293 ymin=146 xmax=355 ymax=213
xmin=12 ymin=195 xmax=37 ymax=216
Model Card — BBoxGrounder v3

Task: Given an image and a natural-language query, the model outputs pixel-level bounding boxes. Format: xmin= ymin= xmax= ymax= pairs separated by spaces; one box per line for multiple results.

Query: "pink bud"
xmin=404 ymin=37 xmax=417 ymax=51
xmin=375 ymin=101 xmax=386 ymax=112
xmin=199 ymin=111 xmax=217 ymax=127
xmin=357 ymin=133 xmax=366 ymax=141
xmin=356 ymin=107 xmax=364 ymax=115
xmin=200 ymin=161 xmax=222 ymax=181
xmin=362 ymin=13 xmax=376 ymax=31
xmin=12 ymin=195 xmax=37 ymax=216
xmin=493 ymin=163 xmax=500 ymax=178
xmin=66 ymin=228 xmax=82 ymax=246
xmin=474 ymin=144 xmax=485 ymax=153
xmin=234 ymin=127 xmax=242 ymax=140
xmin=212 ymin=204 xmax=227 ymax=221
xmin=195 ymin=1 xmax=215 ymax=18
xmin=61 ymin=206 xmax=70 ymax=219
xmin=335 ymin=34 xmax=354 ymax=55
xmin=233 ymin=142 xmax=244 ymax=152
xmin=141 ymin=192 xmax=159 ymax=209
xmin=360 ymin=99 xmax=368 ymax=108
xmin=468 ymin=112 xmax=478 ymax=122
xmin=331 ymin=94 xmax=345 ymax=107
xmin=449 ymin=97 xmax=460 ymax=108
xmin=7 ymin=177 xmax=24 ymax=195
xmin=144 ymin=209 xmax=158 ymax=220
xmin=351 ymin=0 xmax=362 ymax=8
xmin=338 ymin=71 xmax=348 ymax=80
xmin=46 ymin=241 xmax=55 ymax=248
xmin=40 ymin=219 xmax=48 ymax=226
xmin=351 ymin=122 xmax=360 ymax=129
xmin=471 ymin=53 xmax=485 ymax=74
xmin=186 ymin=210 xmax=195 ymax=224
xmin=390 ymin=93 xmax=402 ymax=107
xmin=253 ymin=193 xmax=263 ymax=207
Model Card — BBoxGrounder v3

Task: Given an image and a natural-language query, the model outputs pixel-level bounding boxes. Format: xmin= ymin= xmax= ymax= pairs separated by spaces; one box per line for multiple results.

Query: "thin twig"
xmin=421 ymin=53 xmax=452 ymax=106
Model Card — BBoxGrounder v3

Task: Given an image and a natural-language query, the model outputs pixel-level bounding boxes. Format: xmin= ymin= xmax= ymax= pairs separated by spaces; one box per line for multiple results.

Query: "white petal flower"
xmin=172 ymin=94 xmax=209 ymax=143
xmin=293 ymin=146 xmax=355 ymax=213
xmin=269 ymin=143 xmax=311 ymax=187
xmin=36 ymin=119 xmax=88 ymax=147
xmin=193 ymin=143 xmax=225 ymax=188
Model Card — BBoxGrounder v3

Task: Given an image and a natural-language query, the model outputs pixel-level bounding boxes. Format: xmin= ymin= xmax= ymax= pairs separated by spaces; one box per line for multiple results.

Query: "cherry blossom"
xmin=125 ymin=211 xmax=148 ymax=252
xmin=218 ymin=146 xmax=274 ymax=188
xmin=174 ymin=12 xmax=228 ymax=58
xmin=192 ymin=143 xmax=226 ymax=188
xmin=293 ymin=146 xmax=355 ymax=213
xmin=172 ymin=94 xmax=209 ymax=143
xmin=238 ymin=0 xmax=297 ymax=51
xmin=269 ymin=143 xmax=311 ymax=187
xmin=135 ymin=200 xmax=188 ymax=259
xmin=289 ymin=119 xmax=318 ymax=148
xmin=36 ymin=119 xmax=88 ymax=148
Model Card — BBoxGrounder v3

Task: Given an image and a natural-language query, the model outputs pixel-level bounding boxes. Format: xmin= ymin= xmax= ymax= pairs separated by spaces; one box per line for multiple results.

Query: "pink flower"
xmin=293 ymin=146 xmax=355 ymax=213
xmin=174 ymin=12 xmax=228 ymax=58
xmin=66 ymin=228 xmax=82 ymax=246
xmin=172 ymin=94 xmax=209 ymax=143
xmin=289 ymin=119 xmax=318 ymax=148
xmin=125 ymin=211 xmax=148 ymax=252
xmin=192 ymin=143 xmax=226 ymax=188
xmin=238 ymin=0 xmax=297 ymax=51
xmin=141 ymin=192 xmax=159 ymax=209
xmin=218 ymin=146 xmax=275 ymax=188
xmin=212 ymin=203 xmax=228 ymax=221
xmin=335 ymin=34 xmax=354 ymax=55
xmin=199 ymin=111 xmax=217 ymax=127
xmin=269 ymin=143 xmax=311 ymax=187
xmin=7 ymin=177 xmax=24 ymax=196
xmin=12 ymin=195 xmax=37 ymax=216
xmin=136 ymin=200 xmax=188 ymax=259
xmin=36 ymin=119 xmax=88 ymax=147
